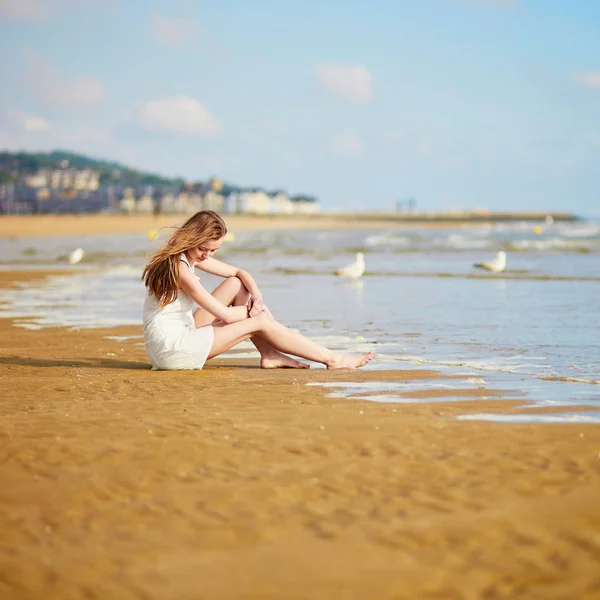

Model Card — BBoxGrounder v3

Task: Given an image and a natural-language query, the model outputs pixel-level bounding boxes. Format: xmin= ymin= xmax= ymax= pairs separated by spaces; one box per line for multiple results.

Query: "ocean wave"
xmin=267 ymin=268 xmax=600 ymax=281
xmin=457 ymin=412 xmax=600 ymax=423
xmin=554 ymin=222 xmax=600 ymax=238
xmin=540 ymin=376 xmax=600 ymax=385
xmin=363 ymin=233 xmax=411 ymax=247
xmin=445 ymin=234 xmax=493 ymax=250
xmin=388 ymin=354 xmax=600 ymax=386
xmin=508 ymin=237 xmax=600 ymax=252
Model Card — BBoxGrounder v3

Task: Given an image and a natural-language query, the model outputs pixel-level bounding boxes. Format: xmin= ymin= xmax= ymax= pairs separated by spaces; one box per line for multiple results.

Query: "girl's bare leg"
xmin=193 ymin=277 xmax=309 ymax=368
xmin=209 ymin=314 xmax=374 ymax=369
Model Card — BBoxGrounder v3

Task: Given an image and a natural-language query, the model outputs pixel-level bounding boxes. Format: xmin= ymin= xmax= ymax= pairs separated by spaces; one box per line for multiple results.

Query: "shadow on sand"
xmin=0 ymin=356 xmax=151 ymax=370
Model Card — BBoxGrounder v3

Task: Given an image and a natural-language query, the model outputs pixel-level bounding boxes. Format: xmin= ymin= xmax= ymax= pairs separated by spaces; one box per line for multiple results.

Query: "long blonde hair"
xmin=142 ymin=210 xmax=227 ymax=308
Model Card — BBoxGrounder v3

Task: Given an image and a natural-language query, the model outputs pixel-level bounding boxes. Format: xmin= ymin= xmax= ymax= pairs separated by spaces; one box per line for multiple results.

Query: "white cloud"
xmin=139 ymin=96 xmax=219 ymax=135
xmin=0 ymin=119 xmax=110 ymax=155
xmin=333 ymin=134 xmax=361 ymax=154
xmin=151 ymin=14 xmax=197 ymax=48
xmin=0 ymin=0 xmax=90 ymax=20
xmin=23 ymin=53 xmax=105 ymax=110
xmin=574 ymin=72 xmax=600 ymax=89
xmin=8 ymin=109 xmax=51 ymax=132
xmin=315 ymin=64 xmax=372 ymax=103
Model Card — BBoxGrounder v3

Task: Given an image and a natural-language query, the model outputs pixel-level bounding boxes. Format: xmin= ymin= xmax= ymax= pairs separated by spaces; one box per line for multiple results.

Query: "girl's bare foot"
xmin=327 ymin=351 xmax=375 ymax=370
xmin=261 ymin=351 xmax=310 ymax=369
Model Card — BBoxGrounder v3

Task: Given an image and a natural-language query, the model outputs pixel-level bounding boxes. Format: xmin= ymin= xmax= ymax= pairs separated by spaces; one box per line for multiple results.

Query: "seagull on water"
xmin=335 ymin=252 xmax=365 ymax=279
xmin=67 ymin=248 xmax=85 ymax=265
xmin=474 ymin=251 xmax=506 ymax=273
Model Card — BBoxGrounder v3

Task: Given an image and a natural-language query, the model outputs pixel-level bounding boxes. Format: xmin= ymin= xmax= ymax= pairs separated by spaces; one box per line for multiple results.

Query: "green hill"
xmin=0 ymin=150 xmax=185 ymax=187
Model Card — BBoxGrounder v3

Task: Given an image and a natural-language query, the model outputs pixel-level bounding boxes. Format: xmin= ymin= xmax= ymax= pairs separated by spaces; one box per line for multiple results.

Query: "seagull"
xmin=67 ymin=248 xmax=85 ymax=265
xmin=474 ymin=251 xmax=506 ymax=273
xmin=335 ymin=252 xmax=365 ymax=279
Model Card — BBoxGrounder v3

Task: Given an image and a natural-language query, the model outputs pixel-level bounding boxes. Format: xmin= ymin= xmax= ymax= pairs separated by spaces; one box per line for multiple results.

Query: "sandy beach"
xmin=1 ymin=213 xmax=445 ymax=238
xmin=1 ymin=269 xmax=599 ymax=599
xmin=0 ymin=211 xmax=578 ymax=238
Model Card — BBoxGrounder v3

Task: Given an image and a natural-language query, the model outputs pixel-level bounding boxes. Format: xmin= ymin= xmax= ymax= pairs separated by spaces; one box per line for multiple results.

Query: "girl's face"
xmin=188 ymin=237 xmax=223 ymax=263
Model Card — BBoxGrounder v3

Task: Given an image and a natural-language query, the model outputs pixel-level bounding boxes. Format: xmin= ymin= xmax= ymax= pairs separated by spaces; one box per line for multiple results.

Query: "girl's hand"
xmin=249 ymin=299 xmax=264 ymax=318
xmin=246 ymin=297 xmax=255 ymax=317
xmin=246 ymin=297 xmax=260 ymax=317
xmin=247 ymin=298 xmax=273 ymax=319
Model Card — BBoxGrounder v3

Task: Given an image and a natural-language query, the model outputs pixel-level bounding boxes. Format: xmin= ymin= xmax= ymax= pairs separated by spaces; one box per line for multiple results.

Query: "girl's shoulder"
xmin=179 ymin=253 xmax=193 ymax=270
xmin=179 ymin=253 xmax=200 ymax=283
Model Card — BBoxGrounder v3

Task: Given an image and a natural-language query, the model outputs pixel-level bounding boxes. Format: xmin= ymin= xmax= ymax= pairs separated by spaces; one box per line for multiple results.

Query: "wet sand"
xmin=0 ymin=212 xmax=575 ymax=238
xmin=1 ymin=270 xmax=599 ymax=599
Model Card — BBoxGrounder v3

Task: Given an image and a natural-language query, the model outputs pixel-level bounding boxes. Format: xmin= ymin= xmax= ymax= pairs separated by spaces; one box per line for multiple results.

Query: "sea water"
xmin=1 ymin=220 xmax=599 ymax=423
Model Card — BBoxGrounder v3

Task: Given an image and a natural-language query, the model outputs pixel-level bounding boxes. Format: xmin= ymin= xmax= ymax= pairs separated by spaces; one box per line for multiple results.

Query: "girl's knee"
xmin=227 ymin=276 xmax=244 ymax=291
xmin=256 ymin=314 xmax=280 ymax=333
xmin=254 ymin=313 xmax=272 ymax=329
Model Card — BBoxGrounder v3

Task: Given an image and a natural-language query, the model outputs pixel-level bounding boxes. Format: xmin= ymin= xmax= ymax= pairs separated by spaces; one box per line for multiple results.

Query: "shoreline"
xmin=0 ymin=211 xmax=582 ymax=238
xmin=1 ymin=269 xmax=599 ymax=598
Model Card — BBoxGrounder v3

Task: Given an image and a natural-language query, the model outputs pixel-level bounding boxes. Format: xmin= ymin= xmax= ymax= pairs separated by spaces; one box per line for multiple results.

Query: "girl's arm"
xmin=196 ymin=257 xmax=263 ymax=302
xmin=179 ymin=263 xmax=247 ymax=324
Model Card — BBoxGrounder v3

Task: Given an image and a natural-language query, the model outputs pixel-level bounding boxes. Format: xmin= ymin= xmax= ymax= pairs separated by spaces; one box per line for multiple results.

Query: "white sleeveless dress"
xmin=143 ymin=254 xmax=215 ymax=370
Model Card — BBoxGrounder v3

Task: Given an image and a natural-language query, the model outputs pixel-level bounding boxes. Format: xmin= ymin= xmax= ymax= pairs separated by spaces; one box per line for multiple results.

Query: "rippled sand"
xmin=1 ymin=271 xmax=599 ymax=599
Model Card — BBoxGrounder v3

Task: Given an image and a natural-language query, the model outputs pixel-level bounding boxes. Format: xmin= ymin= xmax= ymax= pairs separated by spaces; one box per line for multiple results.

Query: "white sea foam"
xmin=446 ymin=234 xmax=492 ymax=250
xmin=390 ymin=354 xmax=547 ymax=373
xmin=338 ymin=394 xmax=484 ymax=404
xmin=0 ymin=269 xmax=143 ymax=329
xmin=514 ymin=397 xmax=600 ymax=409
xmin=457 ymin=411 xmax=600 ymax=423
xmin=556 ymin=222 xmax=600 ymax=238
xmin=540 ymin=376 xmax=600 ymax=385
xmin=307 ymin=381 xmax=401 ymax=391
xmin=307 ymin=380 xmax=463 ymax=402
xmin=379 ymin=353 xmax=600 ymax=387
xmin=511 ymin=237 xmax=600 ymax=251
xmin=364 ymin=234 xmax=410 ymax=247
xmin=310 ymin=334 xmax=362 ymax=348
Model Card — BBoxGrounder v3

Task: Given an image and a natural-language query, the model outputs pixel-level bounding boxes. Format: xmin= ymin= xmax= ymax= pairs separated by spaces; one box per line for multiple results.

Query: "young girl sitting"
xmin=142 ymin=210 xmax=374 ymax=371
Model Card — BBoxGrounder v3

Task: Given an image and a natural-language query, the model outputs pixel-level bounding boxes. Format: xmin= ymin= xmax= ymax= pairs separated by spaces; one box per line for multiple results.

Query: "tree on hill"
xmin=0 ymin=150 xmax=185 ymax=187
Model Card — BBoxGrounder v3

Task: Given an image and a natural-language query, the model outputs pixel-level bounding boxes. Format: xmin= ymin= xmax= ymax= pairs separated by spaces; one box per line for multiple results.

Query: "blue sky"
xmin=1 ymin=0 xmax=599 ymax=215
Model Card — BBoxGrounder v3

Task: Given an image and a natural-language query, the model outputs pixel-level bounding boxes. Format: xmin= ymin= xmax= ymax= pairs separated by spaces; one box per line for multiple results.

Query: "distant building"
xmin=223 ymin=192 xmax=239 ymax=214
xmin=24 ymin=168 xmax=100 ymax=192
xmin=246 ymin=190 xmax=271 ymax=214
xmin=290 ymin=195 xmax=320 ymax=214
xmin=270 ymin=192 xmax=294 ymax=214
xmin=159 ymin=193 xmax=177 ymax=214
xmin=1 ymin=158 xmax=321 ymax=215
xmin=119 ymin=188 xmax=136 ymax=214
xmin=203 ymin=190 xmax=225 ymax=212
xmin=209 ymin=177 xmax=223 ymax=192
xmin=233 ymin=191 xmax=249 ymax=214
xmin=136 ymin=194 xmax=156 ymax=214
